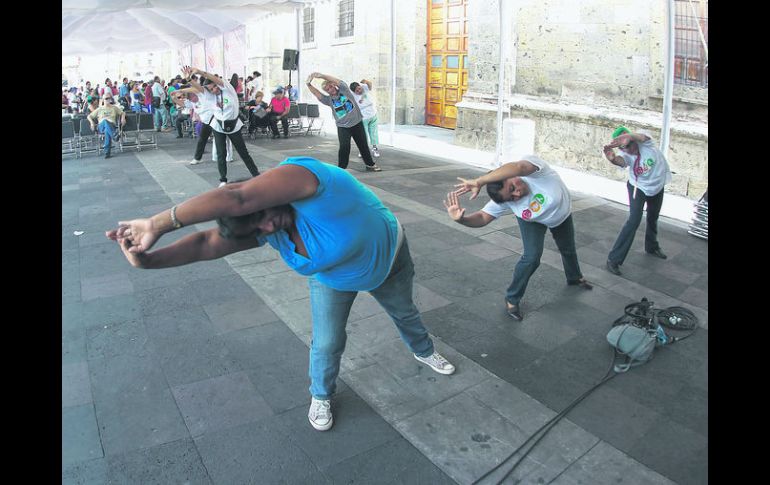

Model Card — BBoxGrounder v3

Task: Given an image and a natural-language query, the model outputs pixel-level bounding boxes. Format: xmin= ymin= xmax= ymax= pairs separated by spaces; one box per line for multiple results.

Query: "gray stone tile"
xmin=105 ymin=438 xmax=212 ymax=485
xmin=552 ymin=440 xmax=675 ymax=485
xmin=503 ymin=350 xmax=602 ymax=413
xmin=461 ymin=241 xmax=516 ymax=261
xmin=244 ymin=353 xmax=311 ymax=414
xmin=421 ymin=303 xmax=508 ymax=345
xmin=504 ymin=309 xmax=581 ymax=352
xmin=450 ymin=330 xmax=545 ymax=384
xmin=566 ymin=384 xmax=661 ymax=453
xmin=155 ymin=334 xmax=243 ymax=387
xmin=171 ymin=371 xmax=274 ymax=437
xmin=62 ymin=301 xmax=84 ymax=333
xmin=370 ymin=337 xmax=493 ymax=405
xmin=135 ymin=284 xmax=202 ymax=317
xmin=203 ymin=297 xmax=282 ymax=333
xmin=677 ymin=286 xmax=708 ymax=310
xmin=347 ymin=312 xmax=402 ymax=351
xmin=62 ymin=328 xmax=87 ymax=365
xmin=465 ymin=378 xmax=556 ymax=436
xmin=342 ymin=362 xmax=431 ymax=423
xmin=89 ymin=354 xmax=189 ymax=456
xmin=86 ymin=318 xmax=153 ymax=361
xmin=278 ymin=390 xmax=402 ymax=468
xmin=62 ymin=362 xmax=93 ymax=408
xmin=221 ymin=321 xmax=310 ymax=370
xmin=62 ymin=458 xmax=108 ymax=485
xmin=500 ymin=419 xmax=602 ymax=485
xmin=142 ymin=306 xmax=218 ymax=348
xmin=62 ymin=404 xmax=103 ymax=465
xmin=321 ymin=437 xmax=452 ymax=484
xmin=664 ymin=384 xmax=708 ymax=437
xmin=80 ymin=273 xmax=134 ymax=301
xmin=394 ymin=392 xmax=528 ymax=484
xmin=629 ymin=418 xmax=707 ymax=485
xmin=194 ymin=419 xmax=322 ymax=485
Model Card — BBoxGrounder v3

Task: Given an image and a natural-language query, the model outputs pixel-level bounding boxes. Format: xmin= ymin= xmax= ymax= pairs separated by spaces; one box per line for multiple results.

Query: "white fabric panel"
xmin=62 ymin=0 xmax=308 ymax=55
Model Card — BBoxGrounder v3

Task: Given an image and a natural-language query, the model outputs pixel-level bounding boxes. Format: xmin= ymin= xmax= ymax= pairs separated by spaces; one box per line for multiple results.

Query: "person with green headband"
xmin=603 ymin=126 xmax=672 ymax=276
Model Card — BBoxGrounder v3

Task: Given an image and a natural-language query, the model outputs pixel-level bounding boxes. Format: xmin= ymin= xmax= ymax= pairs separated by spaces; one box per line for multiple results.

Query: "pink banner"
xmin=177 ymin=47 xmax=191 ymax=70
xmin=205 ymin=36 xmax=223 ymax=76
xmin=191 ymin=41 xmax=205 ymax=71
xmin=224 ymin=26 xmax=247 ymax=78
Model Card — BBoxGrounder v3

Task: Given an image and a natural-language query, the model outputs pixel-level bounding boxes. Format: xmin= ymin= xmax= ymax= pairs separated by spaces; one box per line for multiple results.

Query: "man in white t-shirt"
xmin=445 ymin=155 xmax=593 ymax=321
xmin=603 ymin=126 xmax=672 ymax=276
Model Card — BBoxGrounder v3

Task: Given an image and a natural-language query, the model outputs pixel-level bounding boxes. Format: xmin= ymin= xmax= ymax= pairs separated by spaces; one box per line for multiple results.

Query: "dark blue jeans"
xmin=506 ymin=214 xmax=583 ymax=306
xmin=607 ymin=182 xmax=664 ymax=265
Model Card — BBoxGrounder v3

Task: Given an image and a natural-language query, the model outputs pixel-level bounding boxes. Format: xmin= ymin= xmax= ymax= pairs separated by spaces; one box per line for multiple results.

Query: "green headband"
xmin=612 ymin=126 xmax=630 ymax=138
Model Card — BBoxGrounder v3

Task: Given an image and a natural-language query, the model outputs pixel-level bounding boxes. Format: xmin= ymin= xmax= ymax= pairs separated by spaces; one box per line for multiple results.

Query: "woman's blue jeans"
xmin=308 ymin=237 xmax=434 ymax=400
xmin=506 ymin=214 xmax=583 ymax=306
xmin=607 ymin=182 xmax=664 ymax=265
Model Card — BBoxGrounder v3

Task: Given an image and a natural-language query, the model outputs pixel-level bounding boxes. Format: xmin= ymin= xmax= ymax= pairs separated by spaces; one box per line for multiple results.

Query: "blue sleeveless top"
xmin=259 ymin=157 xmax=399 ymax=291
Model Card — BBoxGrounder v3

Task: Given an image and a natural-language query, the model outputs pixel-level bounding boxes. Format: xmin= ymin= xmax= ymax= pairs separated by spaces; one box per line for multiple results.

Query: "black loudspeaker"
xmin=282 ymin=49 xmax=299 ymax=70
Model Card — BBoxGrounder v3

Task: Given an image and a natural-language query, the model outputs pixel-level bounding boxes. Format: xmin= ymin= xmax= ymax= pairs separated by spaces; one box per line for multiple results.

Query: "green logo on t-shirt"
xmin=534 ymin=194 xmax=545 ymax=204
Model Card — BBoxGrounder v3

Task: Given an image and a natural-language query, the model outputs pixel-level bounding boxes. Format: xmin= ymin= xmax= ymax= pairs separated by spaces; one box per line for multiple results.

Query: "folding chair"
xmin=305 ymin=104 xmax=324 ymax=136
xmin=62 ymin=120 xmax=77 ymax=158
xmin=119 ymin=113 xmax=140 ymax=151
xmin=287 ymin=104 xmax=303 ymax=135
xmin=77 ymin=118 xmax=100 ymax=157
xmin=136 ymin=112 xmax=158 ymax=150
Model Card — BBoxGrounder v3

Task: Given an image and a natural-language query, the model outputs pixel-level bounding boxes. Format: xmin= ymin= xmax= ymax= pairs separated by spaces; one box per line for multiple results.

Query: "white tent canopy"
xmin=62 ymin=0 xmax=308 ymax=55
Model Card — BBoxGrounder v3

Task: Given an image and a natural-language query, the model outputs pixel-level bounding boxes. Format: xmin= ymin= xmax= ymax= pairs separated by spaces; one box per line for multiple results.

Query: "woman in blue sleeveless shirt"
xmin=106 ymin=157 xmax=455 ymax=431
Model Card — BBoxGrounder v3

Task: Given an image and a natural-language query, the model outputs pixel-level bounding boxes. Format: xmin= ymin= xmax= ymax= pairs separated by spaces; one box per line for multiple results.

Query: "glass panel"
xmin=432 ymin=0 xmax=444 ymax=4
xmin=431 ymin=55 xmax=443 ymax=68
xmin=462 ymin=56 xmax=469 ymax=69
xmin=446 ymin=55 xmax=459 ymax=69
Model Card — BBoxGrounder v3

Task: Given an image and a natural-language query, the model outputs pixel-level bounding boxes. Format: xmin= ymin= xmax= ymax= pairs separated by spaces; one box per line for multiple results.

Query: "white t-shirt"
xmin=353 ymin=84 xmax=377 ymax=120
xmin=198 ymin=82 xmax=243 ymax=134
xmin=151 ymin=83 xmax=166 ymax=101
xmin=481 ymin=155 xmax=572 ymax=228
xmin=618 ymin=139 xmax=672 ymax=197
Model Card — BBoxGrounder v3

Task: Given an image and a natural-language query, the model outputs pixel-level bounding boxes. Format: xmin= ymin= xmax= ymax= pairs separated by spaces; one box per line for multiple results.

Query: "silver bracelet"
xmin=170 ymin=205 xmax=183 ymax=229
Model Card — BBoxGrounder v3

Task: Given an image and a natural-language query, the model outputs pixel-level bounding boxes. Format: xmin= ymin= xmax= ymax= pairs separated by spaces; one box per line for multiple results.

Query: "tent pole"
xmin=494 ymin=0 xmax=508 ymax=166
xmin=660 ymin=0 xmax=675 ymax=157
xmin=389 ymin=0 xmax=396 ymax=146
xmin=296 ymin=6 xmax=302 ymax=102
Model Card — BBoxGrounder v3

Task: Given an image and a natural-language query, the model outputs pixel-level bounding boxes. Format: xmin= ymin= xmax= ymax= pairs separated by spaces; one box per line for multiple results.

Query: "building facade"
xmin=202 ymin=0 xmax=708 ymax=198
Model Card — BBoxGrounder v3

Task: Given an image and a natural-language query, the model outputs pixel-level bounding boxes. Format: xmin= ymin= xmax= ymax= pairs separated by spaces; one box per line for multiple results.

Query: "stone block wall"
xmin=246 ymin=0 xmax=426 ymax=128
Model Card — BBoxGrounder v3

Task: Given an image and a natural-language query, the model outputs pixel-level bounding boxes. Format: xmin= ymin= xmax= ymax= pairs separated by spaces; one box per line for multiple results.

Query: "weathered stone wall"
xmin=455 ymin=0 xmax=707 ymax=200
xmin=459 ymin=96 xmax=707 ymax=198
xmin=246 ymin=1 xmax=426 ymax=126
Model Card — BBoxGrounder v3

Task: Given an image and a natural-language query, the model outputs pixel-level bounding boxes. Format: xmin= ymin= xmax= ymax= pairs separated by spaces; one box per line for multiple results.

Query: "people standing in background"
xmin=350 ymin=79 xmax=381 ymax=159
xmin=143 ymin=81 xmax=153 ymax=114
xmin=305 ymin=72 xmax=381 ymax=172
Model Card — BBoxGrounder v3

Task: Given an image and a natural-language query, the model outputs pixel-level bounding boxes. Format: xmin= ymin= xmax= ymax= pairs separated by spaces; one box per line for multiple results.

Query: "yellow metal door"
xmin=426 ymin=0 xmax=468 ymax=129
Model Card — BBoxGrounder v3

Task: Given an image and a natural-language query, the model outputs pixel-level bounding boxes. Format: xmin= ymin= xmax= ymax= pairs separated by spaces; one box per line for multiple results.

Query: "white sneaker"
xmin=372 ymin=146 xmax=380 ymax=158
xmin=357 ymin=152 xmax=362 ymax=158
xmin=415 ymin=351 xmax=455 ymax=375
xmin=227 ymin=158 xmax=234 ymax=163
xmin=218 ymin=182 xmax=227 ymax=188
xmin=190 ymin=159 xmax=202 ymax=165
xmin=308 ymin=397 xmax=333 ymax=431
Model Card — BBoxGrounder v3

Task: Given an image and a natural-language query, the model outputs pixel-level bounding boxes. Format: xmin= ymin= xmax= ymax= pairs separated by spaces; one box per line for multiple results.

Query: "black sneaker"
xmin=105 ymin=152 xmax=112 ymax=159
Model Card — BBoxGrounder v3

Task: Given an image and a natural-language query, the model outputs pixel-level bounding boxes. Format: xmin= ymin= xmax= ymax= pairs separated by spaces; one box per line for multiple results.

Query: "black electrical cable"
xmin=472 ymin=300 xmax=699 ymax=485
xmin=471 ymin=349 xmax=619 ymax=485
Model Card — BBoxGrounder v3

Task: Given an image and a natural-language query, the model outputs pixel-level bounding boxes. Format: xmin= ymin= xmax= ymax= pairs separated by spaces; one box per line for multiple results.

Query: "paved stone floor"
xmin=62 ymin=130 xmax=707 ymax=484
